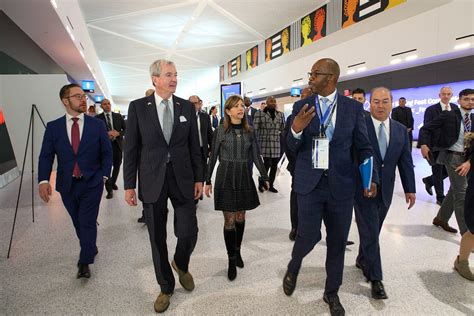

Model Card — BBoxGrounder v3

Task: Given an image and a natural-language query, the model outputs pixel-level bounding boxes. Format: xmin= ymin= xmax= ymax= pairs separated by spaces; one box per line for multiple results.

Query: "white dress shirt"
xmin=371 ymin=116 xmax=391 ymax=145
xmin=291 ymin=89 xmax=338 ymax=138
xmin=196 ymin=111 xmax=203 ymax=147
xmin=154 ymin=92 xmax=174 ymax=130
xmin=440 ymin=101 xmax=451 ymax=111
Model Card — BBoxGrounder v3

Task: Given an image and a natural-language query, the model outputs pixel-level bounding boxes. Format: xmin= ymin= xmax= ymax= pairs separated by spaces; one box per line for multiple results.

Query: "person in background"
xmin=38 ymin=83 xmax=112 ymax=279
xmin=209 ymin=106 xmax=219 ymax=130
xmin=205 ymin=95 xmax=269 ymax=281
xmin=391 ymin=97 xmax=414 ymax=153
xmin=87 ymin=105 xmax=96 ymax=116
xmin=253 ymin=96 xmax=285 ymax=193
xmin=285 ymin=87 xmax=312 ymax=241
xmin=96 ymin=99 xmax=126 ymax=199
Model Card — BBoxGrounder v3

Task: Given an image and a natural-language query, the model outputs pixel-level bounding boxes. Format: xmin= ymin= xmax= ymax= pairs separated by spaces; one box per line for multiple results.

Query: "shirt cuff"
xmin=39 ymin=180 xmax=49 ymax=185
xmin=291 ymin=128 xmax=303 ymax=139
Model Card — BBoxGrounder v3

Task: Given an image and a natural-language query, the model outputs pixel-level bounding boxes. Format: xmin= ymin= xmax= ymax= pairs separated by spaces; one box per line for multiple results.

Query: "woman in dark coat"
xmin=205 ymin=95 xmax=269 ymax=281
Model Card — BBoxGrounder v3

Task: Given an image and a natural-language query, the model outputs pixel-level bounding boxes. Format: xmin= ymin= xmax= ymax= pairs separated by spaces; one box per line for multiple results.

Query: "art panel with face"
xmin=312 ymin=6 xmax=326 ymax=41
xmin=301 ymin=15 xmax=313 ymax=47
xmin=281 ymin=28 xmax=290 ymax=54
xmin=370 ymin=88 xmax=392 ymax=122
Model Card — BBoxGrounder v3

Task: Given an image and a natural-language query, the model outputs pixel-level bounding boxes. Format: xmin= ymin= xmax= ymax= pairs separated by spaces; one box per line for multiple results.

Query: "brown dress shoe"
xmin=154 ymin=292 xmax=172 ymax=313
xmin=432 ymin=217 xmax=457 ymax=233
xmin=454 ymin=256 xmax=474 ymax=281
xmin=171 ymin=260 xmax=195 ymax=291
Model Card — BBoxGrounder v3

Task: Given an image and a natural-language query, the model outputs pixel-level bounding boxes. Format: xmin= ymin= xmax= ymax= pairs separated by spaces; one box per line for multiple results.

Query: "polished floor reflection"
xmin=1 ymin=150 xmax=473 ymax=314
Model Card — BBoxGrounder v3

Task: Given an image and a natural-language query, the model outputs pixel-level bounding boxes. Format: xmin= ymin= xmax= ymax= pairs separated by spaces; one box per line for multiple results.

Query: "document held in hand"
xmin=359 ymin=156 xmax=373 ymax=191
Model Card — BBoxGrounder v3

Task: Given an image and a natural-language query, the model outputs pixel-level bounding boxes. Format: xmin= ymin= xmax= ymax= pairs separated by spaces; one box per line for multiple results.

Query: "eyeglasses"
xmin=67 ymin=94 xmax=88 ymax=101
xmin=307 ymin=71 xmax=333 ymax=79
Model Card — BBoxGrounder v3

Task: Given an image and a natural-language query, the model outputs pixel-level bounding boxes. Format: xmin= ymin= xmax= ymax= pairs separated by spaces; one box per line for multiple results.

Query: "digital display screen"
xmin=81 ymin=80 xmax=95 ymax=93
xmin=220 ymin=83 xmax=242 ymax=115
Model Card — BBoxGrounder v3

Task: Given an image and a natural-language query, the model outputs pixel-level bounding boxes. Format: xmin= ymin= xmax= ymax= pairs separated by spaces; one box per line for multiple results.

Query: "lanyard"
xmin=315 ymin=94 xmax=337 ymax=137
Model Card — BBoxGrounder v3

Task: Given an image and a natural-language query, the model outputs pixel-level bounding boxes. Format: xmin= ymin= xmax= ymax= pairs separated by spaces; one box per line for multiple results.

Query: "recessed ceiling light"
xmin=357 ymin=67 xmax=367 ymax=72
xmin=347 ymin=69 xmax=356 ymax=75
xmin=454 ymin=42 xmax=471 ymax=50
xmin=405 ymin=55 xmax=418 ymax=61
xmin=390 ymin=58 xmax=402 ymax=65
xmin=79 ymin=51 xmax=85 ymax=59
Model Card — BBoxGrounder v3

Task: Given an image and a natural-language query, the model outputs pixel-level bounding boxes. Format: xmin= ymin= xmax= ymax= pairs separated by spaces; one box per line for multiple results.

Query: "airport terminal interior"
xmin=1 ymin=0 xmax=474 ymax=315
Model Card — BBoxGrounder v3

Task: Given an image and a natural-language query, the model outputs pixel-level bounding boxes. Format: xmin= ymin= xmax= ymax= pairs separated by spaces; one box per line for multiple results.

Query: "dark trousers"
xmin=408 ymin=132 xmax=413 ymax=153
xmin=105 ymin=142 xmax=122 ymax=192
xmin=288 ymin=176 xmax=353 ymax=296
xmin=200 ymin=147 xmax=208 ymax=181
xmin=144 ymin=164 xmax=198 ymax=294
xmin=423 ymin=163 xmax=448 ymax=200
xmin=263 ymin=157 xmax=279 ymax=187
xmin=354 ymin=195 xmax=389 ymax=281
xmin=290 ymin=176 xmax=298 ymax=231
xmin=60 ymin=179 xmax=103 ymax=264
xmin=465 ymin=169 xmax=474 ymax=234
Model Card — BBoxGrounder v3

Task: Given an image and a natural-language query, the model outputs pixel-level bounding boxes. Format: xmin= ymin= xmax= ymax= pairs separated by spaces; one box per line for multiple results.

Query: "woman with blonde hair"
xmin=205 ymin=95 xmax=269 ymax=281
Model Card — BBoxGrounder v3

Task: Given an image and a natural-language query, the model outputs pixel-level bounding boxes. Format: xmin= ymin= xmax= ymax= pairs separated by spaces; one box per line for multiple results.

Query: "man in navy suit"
xmin=38 ymin=83 xmax=112 ymax=279
xmin=123 ymin=59 xmax=202 ymax=313
xmin=421 ymin=87 xmax=456 ymax=207
xmin=244 ymin=96 xmax=257 ymax=126
xmin=354 ymin=87 xmax=416 ymax=300
xmin=282 ymin=58 xmax=377 ymax=316
xmin=419 ymin=88 xmax=474 ymax=237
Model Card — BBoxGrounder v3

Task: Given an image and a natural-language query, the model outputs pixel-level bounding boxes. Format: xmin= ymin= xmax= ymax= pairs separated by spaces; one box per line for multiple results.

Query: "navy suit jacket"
xmin=123 ymin=94 xmax=203 ymax=203
xmin=356 ymin=116 xmax=416 ymax=208
xmin=38 ymin=115 xmax=112 ymax=193
xmin=420 ymin=102 xmax=458 ymax=149
xmin=286 ymin=93 xmax=376 ymax=199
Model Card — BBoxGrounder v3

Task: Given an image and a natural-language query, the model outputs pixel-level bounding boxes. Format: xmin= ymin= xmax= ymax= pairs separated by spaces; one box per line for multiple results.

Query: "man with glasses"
xmin=283 ymin=58 xmax=377 ymax=316
xmin=96 ymin=99 xmax=126 ymax=199
xmin=38 ymin=83 xmax=112 ymax=279
xmin=123 ymin=59 xmax=202 ymax=313
xmin=189 ymin=95 xmax=213 ymax=203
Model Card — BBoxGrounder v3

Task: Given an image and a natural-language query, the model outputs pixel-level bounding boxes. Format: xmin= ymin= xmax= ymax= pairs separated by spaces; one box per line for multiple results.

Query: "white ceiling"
xmin=79 ymin=0 xmax=327 ymax=105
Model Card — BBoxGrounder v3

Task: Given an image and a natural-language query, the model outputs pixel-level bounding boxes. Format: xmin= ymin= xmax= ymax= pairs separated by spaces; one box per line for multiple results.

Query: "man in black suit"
xmin=189 ymin=95 xmax=213 ymax=202
xmin=123 ymin=59 xmax=203 ymax=313
xmin=421 ymin=87 xmax=455 ymax=206
xmin=391 ymin=97 xmax=414 ymax=152
xmin=244 ymin=96 xmax=257 ymax=126
xmin=96 ymin=99 xmax=126 ymax=199
xmin=419 ymin=88 xmax=474 ymax=237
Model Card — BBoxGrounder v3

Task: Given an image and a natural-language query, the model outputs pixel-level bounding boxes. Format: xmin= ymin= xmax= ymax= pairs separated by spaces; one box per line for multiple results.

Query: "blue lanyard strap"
xmin=315 ymin=94 xmax=337 ymax=136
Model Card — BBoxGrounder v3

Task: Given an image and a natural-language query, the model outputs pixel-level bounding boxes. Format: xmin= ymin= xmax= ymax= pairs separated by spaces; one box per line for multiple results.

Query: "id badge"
xmin=312 ymin=137 xmax=329 ymax=169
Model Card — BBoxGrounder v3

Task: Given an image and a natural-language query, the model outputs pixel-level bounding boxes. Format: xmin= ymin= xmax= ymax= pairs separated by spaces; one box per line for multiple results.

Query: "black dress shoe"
xmin=106 ymin=192 xmax=113 ymax=199
xmin=77 ymin=264 xmax=91 ymax=278
xmin=371 ymin=280 xmax=388 ymax=299
xmin=137 ymin=214 xmax=146 ymax=223
xmin=289 ymin=229 xmax=296 ymax=241
xmin=258 ymin=183 xmax=264 ymax=193
xmin=323 ymin=294 xmax=345 ymax=316
xmin=346 ymin=240 xmax=354 ymax=246
xmin=282 ymin=270 xmax=297 ymax=296
xmin=112 ymin=184 xmax=118 ymax=190
xmin=422 ymin=178 xmax=433 ymax=196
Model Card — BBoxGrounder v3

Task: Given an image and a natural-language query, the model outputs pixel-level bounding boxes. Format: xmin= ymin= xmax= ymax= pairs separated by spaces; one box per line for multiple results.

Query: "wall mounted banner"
xmin=219 ymin=65 xmax=225 ymax=82
xmin=246 ymin=45 xmax=259 ymax=70
xmin=228 ymin=55 xmax=241 ymax=78
xmin=0 ymin=108 xmax=20 ymax=188
xmin=342 ymin=0 xmax=406 ymax=29
xmin=265 ymin=26 xmax=291 ymax=62
xmin=301 ymin=5 xmax=327 ymax=47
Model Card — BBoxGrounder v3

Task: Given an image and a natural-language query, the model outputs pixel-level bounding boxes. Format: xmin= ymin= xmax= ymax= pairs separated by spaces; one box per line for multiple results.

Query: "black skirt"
xmin=213 ymin=160 xmax=260 ymax=212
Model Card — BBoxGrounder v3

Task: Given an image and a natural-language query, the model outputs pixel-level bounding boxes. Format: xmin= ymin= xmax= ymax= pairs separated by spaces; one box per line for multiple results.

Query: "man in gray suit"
xmin=123 ymin=59 xmax=203 ymax=313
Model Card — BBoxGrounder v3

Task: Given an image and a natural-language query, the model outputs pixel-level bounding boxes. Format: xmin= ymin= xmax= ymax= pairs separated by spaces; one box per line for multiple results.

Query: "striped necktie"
xmin=464 ymin=113 xmax=471 ymax=132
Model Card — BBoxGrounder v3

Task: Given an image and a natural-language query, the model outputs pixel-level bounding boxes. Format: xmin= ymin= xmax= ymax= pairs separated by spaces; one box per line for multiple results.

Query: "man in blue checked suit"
xmin=354 ymin=87 xmax=416 ymax=300
xmin=38 ymin=83 xmax=112 ymax=279
xmin=282 ymin=58 xmax=378 ymax=316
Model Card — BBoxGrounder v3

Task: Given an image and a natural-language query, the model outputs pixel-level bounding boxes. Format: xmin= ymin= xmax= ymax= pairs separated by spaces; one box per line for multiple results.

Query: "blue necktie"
xmin=321 ymin=97 xmax=334 ymax=140
xmin=378 ymin=122 xmax=387 ymax=160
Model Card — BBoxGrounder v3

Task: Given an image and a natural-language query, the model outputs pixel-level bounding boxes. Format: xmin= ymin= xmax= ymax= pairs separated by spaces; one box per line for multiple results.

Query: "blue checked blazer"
xmin=286 ymin=93 xmax=376 ymax=198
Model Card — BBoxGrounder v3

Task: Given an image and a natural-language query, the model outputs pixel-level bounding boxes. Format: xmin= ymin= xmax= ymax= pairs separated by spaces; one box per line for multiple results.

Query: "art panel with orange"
xmin=246 ymin=45 xmax=258 ymax=70
xmin=301 ymin=5 xmax=327 ymax=47
xmin=342 ymin=0 xmax=406 ymax=29
xmin=265 ymin=26 xmax=291 ymax=63
xmin=228 ymin=55 xmax=241 ymax=78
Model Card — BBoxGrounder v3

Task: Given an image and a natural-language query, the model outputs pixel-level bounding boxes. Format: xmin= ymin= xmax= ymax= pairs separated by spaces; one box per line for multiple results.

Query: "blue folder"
xmin=359 ymin=156 xmax=373 ymax=191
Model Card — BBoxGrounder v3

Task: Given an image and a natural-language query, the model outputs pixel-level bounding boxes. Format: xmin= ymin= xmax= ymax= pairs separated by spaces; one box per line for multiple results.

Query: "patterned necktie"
xmin=162 ymin=99 xmax=173 ymax=143
xmin=465 ymin=113 xmax=471 ymax=132
xmin=71 ymin=117 xmax=81 ymax=177
xmin=378 ymin=122 xmax=388 ymax=160
xmin=321 ymin=97 xmax=334 ymax=140
xmin=106 ymin=113 xmax=112 ymax=131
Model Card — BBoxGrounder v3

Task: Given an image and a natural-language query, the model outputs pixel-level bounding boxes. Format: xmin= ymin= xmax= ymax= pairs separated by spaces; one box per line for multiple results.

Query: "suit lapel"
xmin=78 ymin=116 xmax=89 ymax=154
xmin=146 ymin=95 xmax=166 ymax=142
xmin=384 ymin=119 xmax=396 ymax=160
xmin=307 ymin=96 xmax=319 ymax=134
xmin=172 ymin=96 xmax=182 ymax=138
xmin=331 ymin=94 xmax=344 ymax=141
xmin=60 ymin=116 xmax=74 ymax=154
xmin=366 ymin=115 xmax=383 ymax=161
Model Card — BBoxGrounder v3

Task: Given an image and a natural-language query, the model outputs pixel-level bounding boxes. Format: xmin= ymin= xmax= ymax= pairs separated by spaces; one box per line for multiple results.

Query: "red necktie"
xmin=71 ymin=117 xmax=81 ymax=177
